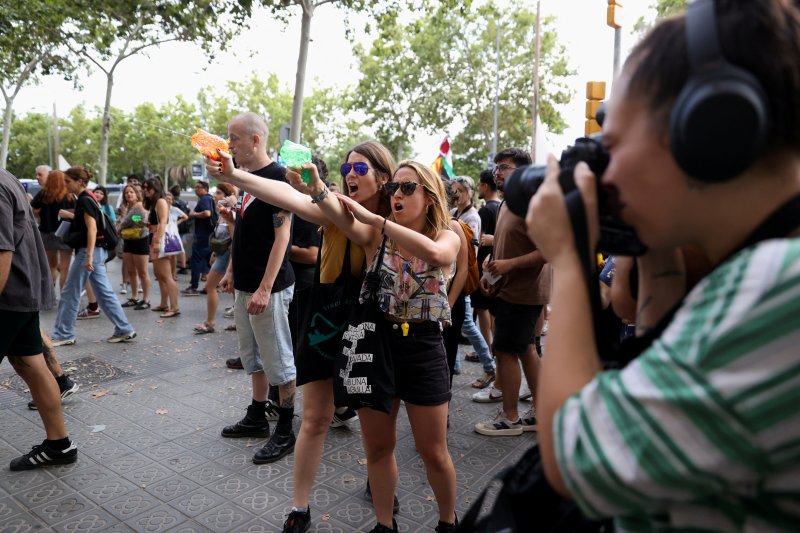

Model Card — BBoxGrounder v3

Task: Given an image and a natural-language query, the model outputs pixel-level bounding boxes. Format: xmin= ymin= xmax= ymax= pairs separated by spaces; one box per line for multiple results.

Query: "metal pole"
xmin=492 ymin=11 xmax=500 ymax=163
xmin=47 ymin=111 xmax=53 ymax=169
xmin=52 ymin=103 xmax=61 ymax=170
xmin=531 ymin=0 xmax=541 ymax=160
xmin=613 ymin=27 xmax=621 ymax=76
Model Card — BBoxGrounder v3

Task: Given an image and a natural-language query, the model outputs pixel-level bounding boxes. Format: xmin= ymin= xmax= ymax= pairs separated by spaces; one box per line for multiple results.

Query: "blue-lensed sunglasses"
xmin=340 ymin=162 xmax=370 ymax=178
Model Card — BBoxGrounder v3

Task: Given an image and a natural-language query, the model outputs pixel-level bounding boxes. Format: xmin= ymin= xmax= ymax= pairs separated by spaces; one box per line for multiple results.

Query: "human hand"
xmin=526 ymin=155 xmax=599 ymax=267
xmin=219 ymin=273 xmax=234 ymax=294
xmin=218 ymin=206 xmax=235 ymax=224
xmin=247 ymin=286 xmax=270 ymax=315
xmin=286 ymin=162 xmax=321 ymax=196
xmin=334 ymin=193 xmax=381 ymax=226
xmin=205 ymin=150 xmax=233 ymax=179
xmin=486 ymin=258 xmax=513 ymax=277
xmin=84 ymin=255 xmax=94 ymax=272
xmin=479 ymin=233 xmax=494 ymax=247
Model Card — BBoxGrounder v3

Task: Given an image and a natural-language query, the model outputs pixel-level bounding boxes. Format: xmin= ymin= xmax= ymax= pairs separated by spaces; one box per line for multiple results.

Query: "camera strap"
xmin=563 ymin=189 xmax=613 ymax=360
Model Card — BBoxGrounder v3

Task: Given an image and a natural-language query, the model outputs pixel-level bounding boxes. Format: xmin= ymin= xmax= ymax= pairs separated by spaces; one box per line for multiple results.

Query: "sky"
xmin=11 ymin=0 xmax=656 ymax=165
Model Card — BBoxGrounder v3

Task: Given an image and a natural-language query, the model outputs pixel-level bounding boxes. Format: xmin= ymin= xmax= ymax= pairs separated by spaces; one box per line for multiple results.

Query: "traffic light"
xmin=607 ymin=0 xmax=622 ymax=29
xmin=585 ymin=81 xmax=606 ymax=136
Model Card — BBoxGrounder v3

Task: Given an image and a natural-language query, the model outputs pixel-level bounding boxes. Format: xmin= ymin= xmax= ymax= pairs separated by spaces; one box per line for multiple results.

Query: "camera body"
xmin=503 ymin=136 xmax=647 ymax=256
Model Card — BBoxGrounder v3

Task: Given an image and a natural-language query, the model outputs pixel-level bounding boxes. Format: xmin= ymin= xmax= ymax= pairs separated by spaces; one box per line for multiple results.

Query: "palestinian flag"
xmin=431 ymin=136 xmax=455 ymax=179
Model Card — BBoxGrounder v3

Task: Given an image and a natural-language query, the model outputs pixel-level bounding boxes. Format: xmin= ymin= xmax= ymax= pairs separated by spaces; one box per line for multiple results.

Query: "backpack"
xmin=174 ymin=197 xmax=192 ymax=235
xmin=89 ymin=195 xmax=119 ymax=252
xmin=454 ymin=218 xmax=480 ymax=295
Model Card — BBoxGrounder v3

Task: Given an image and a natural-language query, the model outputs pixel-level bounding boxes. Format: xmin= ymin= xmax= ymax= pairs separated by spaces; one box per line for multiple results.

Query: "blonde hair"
xmin=394 ymin=160 xmax=451 ymax=240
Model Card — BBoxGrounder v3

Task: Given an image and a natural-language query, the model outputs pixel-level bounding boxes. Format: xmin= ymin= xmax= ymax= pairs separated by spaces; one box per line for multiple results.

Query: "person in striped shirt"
xmin=526 ymin=0 xmax=800 ymax=530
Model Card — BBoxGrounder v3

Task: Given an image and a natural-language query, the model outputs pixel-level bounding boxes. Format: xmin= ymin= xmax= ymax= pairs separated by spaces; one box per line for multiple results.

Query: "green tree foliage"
xmin=3 ymin=113 xmax=51 ymax=178
xmin=633 ymin=0 xmax=688 ymax=34
xmin=301 ymin=86 xmax=371 ymax=187
xmin=246 ymin=1 xmax=469 ymax=146
xmin=61 ymin=0 xmax=250 ymax=184
xmin=4 ymin=72 xmax=354 ymax=184
xmin=197 ymin=73 xmax=294 ymax=153
xmin=352 ymin=2 xmax=573 ymax=178
xmin=0 ymin=1 xmax=81 ymax=168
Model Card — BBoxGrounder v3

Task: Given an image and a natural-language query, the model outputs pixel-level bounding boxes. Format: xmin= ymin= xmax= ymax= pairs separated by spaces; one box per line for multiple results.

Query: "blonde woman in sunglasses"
xmin=301 ymin=160 xmax=461 ymax=533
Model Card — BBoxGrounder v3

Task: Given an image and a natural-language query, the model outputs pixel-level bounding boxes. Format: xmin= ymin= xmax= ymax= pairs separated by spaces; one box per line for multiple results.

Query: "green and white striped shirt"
xmin=555 ymin=239 xmax=800 ymax=531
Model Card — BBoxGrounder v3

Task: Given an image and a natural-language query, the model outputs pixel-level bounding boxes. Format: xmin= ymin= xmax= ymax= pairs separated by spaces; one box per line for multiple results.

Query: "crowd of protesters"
xmin=3 ymin=1 xmax=800 ymax=531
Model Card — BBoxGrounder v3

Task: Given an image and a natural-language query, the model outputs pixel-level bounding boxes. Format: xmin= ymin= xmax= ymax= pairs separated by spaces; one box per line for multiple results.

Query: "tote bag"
xmin=158 ymin=219 xmax=183 ymax=258
xmin=295 ymin=235 xmax=364 ymax=385
xmin=333 ymin=237 xmax=395 ymax=414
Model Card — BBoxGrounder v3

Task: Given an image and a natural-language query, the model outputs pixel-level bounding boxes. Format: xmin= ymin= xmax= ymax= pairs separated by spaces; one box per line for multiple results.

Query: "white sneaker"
xmin=520 ymin=407 xmax=538 ymax=432
xmin=472 ymin=385 xmax=503 ymax=403
xmin=520 ymin=383 xmax=532 ymax=401
xmin=474 ymin=408 xmax=523 ymax=436
xmin=223 ymin=306 xmax=235 ymax=319
xmin=119 ymin=283 xmax=127 ymax=295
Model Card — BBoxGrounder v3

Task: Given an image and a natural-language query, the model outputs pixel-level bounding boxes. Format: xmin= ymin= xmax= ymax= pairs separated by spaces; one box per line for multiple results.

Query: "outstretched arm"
xmin=336 ymin=193 xmax=460 ymax=267
xmin=206 ymin=151 xmax=330 ymax=226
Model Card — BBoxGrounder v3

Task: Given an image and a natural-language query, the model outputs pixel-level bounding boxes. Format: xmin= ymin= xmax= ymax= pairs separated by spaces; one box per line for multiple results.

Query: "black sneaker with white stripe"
xmin=28 ymin=374 xmax=80 ymax=410
xmin=10 ymin=440 xmax=78 ymax=471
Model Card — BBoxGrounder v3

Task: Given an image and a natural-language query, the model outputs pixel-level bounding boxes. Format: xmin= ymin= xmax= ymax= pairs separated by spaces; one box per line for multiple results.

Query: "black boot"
xmin=435 ymin=513 xmax=459 ymax=532
xmin=252 ymin=430 xmax=295 ymax=464
xmin=221 ymin=404 xmax=270 ymax=438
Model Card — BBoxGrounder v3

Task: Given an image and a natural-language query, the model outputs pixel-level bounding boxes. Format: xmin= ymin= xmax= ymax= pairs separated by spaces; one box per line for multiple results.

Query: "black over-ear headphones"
xmin=669 ymin=0 xmax=770 ymax=182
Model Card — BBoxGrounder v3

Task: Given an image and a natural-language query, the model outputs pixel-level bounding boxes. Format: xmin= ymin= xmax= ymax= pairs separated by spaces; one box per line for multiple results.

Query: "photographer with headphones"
xmin=528 ymin=0 xmax=800 ymax=529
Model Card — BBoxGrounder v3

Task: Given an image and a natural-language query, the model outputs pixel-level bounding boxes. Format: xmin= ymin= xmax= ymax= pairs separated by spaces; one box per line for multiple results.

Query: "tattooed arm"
xmin=633 ymin=249 xmax=687 ymax=336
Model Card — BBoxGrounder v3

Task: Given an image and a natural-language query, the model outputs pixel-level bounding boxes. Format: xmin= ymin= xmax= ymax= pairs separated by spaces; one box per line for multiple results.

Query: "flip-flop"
xmin=224 ymin=324 xmax=237 ymax=332
xmin=151 ymin=305 xmax=169 ymax=312
xmin=160 ymin=309 xmax=181 ymax=318
xmin=194 ymin=323 xmax=215 ymax=334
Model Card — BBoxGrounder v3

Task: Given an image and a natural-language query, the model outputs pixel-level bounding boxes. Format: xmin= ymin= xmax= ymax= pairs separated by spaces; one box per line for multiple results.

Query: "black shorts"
xmin=123 ymin=236 xmax=150 ymax=255
xmin=0 ymin=310 xmax=43 ymax=363
xmin=386 ymin=320 xmax=451 ymax=406
xmin=469 ymin=290 xmax=495 ymax=312
xmin=490 ymin=299 xmax=542 ymax=355
xmin=295 ymin=330 xmax=337 ymax=387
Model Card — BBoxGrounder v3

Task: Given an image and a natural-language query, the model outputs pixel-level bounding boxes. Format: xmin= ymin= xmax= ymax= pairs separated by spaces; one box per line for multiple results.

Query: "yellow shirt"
xmin=319 ymin=225 xmax=366 ymax=283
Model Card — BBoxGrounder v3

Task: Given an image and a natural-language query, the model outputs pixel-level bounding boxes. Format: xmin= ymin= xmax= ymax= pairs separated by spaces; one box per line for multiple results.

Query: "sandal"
xmin=194 ymin=323 xmax=215 ymax=334
xmin=471 ymin=370 xmax=496 ymax=389
xmin=160 ymin=309 xmax=181 ymax=318
xmin=224 ymin=324 xmax=237 ymax=332
xmin=151 ymin=305 xmax=169 ymax=312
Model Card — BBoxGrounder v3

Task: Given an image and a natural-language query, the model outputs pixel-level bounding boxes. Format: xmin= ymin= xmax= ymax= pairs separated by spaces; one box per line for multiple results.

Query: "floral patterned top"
xmin=361 ymin=239 xmax=451 ymax=323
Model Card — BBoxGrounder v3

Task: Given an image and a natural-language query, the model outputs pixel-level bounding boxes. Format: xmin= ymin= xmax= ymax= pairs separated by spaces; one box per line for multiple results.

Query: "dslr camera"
xmin=503 ymin=136 xmax=647 ymax=256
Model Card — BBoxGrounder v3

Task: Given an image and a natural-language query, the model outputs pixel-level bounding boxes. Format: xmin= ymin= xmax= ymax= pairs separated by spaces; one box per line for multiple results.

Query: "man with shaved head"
xmin=217 ymin=112 xmax=298 ymax=464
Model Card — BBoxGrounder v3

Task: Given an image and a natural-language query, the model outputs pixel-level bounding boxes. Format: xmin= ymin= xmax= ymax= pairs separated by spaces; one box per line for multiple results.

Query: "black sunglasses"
xmin=384 ymin=181 xmax=423 ymax=196
xmin=340 ymin=162 xmax=370 ymax=177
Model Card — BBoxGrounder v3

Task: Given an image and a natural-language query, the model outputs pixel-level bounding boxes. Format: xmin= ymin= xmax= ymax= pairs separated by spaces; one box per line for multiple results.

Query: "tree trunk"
xmin=0 ymin=95 xmax=13 ymax=169
xmin=289 ymin=1 xmax=314 ymax=143
xmin=98 ymin=72 xmax=114 ymax=185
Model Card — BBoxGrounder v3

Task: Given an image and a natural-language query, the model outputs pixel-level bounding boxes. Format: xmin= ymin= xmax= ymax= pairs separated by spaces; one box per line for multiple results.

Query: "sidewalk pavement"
xmin=0 ymin=259 xmax=537 ymax=532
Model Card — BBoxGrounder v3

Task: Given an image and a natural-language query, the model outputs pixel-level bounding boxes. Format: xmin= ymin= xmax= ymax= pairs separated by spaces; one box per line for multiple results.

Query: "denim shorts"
xmin=0 ymin=311 xmax=42 ymax=362
xmin=490 ymin=298 xmax=542 ymax=355
xmin=211 ymin=250 xmax=230 ymax=274
xmin=234 ymin=286 xmax=296 ymax=385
